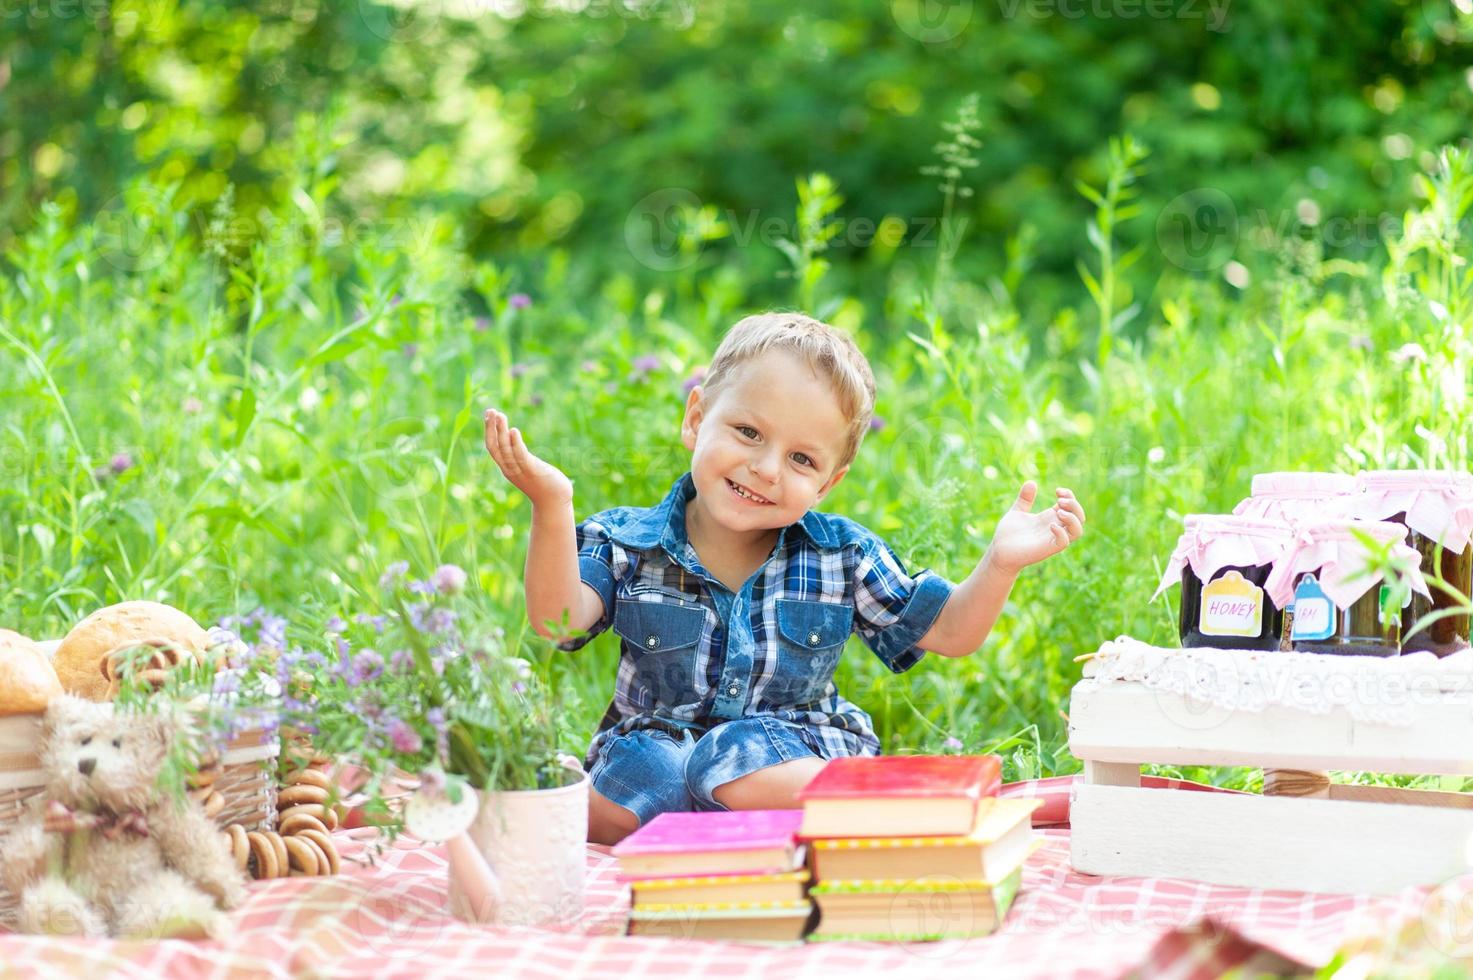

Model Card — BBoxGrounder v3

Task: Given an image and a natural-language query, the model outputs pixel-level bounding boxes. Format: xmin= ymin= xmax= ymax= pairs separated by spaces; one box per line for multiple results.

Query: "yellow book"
xmin=627 ymin=900 xmax=814 ymax=942
xmin=811 ymin=797 xmax=1042 ymax=883
xmin=631 ymin=868 xmax=810 ymax=906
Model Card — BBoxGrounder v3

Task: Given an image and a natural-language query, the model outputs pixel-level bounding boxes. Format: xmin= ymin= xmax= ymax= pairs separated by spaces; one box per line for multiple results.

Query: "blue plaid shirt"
xmin=558 ymin=472 xmax=955 ymax=768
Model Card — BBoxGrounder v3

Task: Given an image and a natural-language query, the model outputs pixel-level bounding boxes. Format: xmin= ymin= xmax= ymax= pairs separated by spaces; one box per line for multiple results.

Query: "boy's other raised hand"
xmin=986 ymin=481 xmax=1086 ymax=575
xmin=484 ymin=408 xmax=574 ymax=507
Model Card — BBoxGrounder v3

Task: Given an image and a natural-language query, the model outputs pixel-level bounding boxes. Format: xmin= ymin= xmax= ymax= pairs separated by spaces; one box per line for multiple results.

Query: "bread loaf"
xmin=0 ymin=628 xmax=63 ymax=716
xmin=53 ymin=601 xmax=210 ymax=701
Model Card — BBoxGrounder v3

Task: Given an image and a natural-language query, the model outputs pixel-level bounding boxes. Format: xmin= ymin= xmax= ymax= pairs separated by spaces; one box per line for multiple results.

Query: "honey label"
xmin=1199 ymin=570 xmax=1264 ymax=637
xmin=1290 ymin=573 xmax=1336 ymax=642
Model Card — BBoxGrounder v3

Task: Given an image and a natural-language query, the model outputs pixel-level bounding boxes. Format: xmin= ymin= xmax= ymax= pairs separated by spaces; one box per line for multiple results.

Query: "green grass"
xmin=1 ymin=142 xmax=1470 ymax=790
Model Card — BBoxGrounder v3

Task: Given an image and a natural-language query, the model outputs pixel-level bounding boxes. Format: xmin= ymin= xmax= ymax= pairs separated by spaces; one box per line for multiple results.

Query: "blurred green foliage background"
xmin=5 ymin=0 xmax=1471 ymax=317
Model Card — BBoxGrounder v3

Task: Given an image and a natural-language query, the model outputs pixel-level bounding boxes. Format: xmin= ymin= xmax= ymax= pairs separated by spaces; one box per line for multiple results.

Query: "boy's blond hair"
xmin=700 ymin=312 xmax=876 ymax=472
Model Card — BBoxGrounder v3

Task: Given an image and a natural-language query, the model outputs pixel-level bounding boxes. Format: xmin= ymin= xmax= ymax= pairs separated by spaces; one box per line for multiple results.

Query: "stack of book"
xmin=611 ymin=809 xmax=814 ymax=942
xmin=797 ymin=755 xmax=1040 ymax=942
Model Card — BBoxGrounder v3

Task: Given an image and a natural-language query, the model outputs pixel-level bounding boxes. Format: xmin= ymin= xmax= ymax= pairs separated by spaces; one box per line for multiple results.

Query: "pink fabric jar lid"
xmin=1232 ymin=472 xmax=1356 ymax=524
xmin=1263 ymin=519 xmax=1430 ymax=610
xmin=1345 ymin=470 xmax=1473 ymax=553
xmin=1152 ymin=514 xmax=1294 ymax=602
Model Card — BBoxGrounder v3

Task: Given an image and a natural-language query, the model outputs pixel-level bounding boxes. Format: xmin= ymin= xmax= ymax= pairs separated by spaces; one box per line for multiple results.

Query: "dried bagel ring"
xmin=227 ymin=824 xmax=250 ymax=871
xmin=266 ymin=830 xmax=288 ymax=876
xmin=187 ymin=784 xmax=214 ymax=805
xmin=295 ymin=829 xmax=340 ymax=876
xmin=294 ymin=835 xmax=332 ymax=876
xmin=278 ymin=811 xmax=329 ymax=837
xmin=284 ymin=768 xmax=332 ymax=790
xmin=187 ymin=765 xmax=221 ymax=789
xmin=283 ymin=835 xmax=319 ymax=877
xmin=246 ymin=831 xmax=279 ymax=880
xmin=278 ymin=784 xmax=329 ymax=807
xmin=280 ymin=803 xmax=337 ymax=831
xmin=202 ymin=791 xmax=225 ymax=819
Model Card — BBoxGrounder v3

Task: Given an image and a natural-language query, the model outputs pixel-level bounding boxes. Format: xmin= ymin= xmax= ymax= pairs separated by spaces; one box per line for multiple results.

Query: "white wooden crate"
xmin=1068 ymin=642 xmax=1473 ymax=894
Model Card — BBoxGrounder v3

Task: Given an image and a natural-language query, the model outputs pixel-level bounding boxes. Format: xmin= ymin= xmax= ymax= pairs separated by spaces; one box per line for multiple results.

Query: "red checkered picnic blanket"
xmin=0 ymin=777 xmax=1443 ymax=978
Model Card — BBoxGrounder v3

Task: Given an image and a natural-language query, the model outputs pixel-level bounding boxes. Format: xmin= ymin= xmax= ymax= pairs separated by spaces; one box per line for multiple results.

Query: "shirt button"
xmin=645 ymin=635 xmax=659 ymax=649
xmin=727 ymin=684 xmax=739 ymax=697
xmin=808 ymin=632 xmax=821 ymax=646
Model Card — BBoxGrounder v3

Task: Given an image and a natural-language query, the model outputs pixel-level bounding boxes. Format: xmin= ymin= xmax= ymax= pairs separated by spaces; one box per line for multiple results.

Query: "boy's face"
xmin=680 ymin=349 xmax=851 ymax=534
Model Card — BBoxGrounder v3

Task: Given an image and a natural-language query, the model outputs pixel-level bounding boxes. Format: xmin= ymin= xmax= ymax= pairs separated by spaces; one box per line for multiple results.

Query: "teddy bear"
xmin=0 ymin=695 xmax=246 ymax=938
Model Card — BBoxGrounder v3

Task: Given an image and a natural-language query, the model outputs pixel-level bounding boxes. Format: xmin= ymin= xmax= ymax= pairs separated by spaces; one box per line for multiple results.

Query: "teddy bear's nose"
xmin=77 ymin=758 xmax=96 ymax=776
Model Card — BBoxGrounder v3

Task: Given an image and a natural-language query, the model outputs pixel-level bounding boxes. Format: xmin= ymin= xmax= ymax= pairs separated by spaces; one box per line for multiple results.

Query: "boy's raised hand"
xmin=484 ymin=408 xmax=573 ymax=507
xmin=986 ymin=481 xmax=1086 ymax=575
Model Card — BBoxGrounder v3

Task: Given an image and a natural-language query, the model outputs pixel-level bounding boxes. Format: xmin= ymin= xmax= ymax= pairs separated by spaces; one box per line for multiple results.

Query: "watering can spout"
xmin=447 ymin=833 xmax=504 ymax=922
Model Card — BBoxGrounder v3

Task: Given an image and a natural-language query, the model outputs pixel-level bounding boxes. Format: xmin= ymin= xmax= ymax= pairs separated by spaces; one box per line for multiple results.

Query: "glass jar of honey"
xmin=1345 ymin=470 xmax=1473 ymax=656
xmin=1264 ymin=520 xmax=1430 ymax=657
xmin=1154 ymin=515 xmax=1293 ymax=650
xmin=1233 ymin=471 xmax=1356 ymax=648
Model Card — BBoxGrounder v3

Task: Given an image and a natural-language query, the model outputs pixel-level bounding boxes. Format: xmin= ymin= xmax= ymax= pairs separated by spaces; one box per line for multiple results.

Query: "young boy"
xmin=484 ymin=312 xmax=1085 ymax=845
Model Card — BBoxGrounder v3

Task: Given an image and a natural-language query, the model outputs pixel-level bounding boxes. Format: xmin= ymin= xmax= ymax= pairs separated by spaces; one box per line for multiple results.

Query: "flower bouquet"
xmin=286 ymin=561 xmax=588 ymax=926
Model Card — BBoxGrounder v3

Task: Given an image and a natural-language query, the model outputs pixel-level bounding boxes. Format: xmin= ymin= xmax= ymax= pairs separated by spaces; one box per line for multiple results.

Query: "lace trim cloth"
xmin=1262 ymin=520 xmax=1430 ymax=609
xmin=1343 ymin=470 xmax=1473 ymax=554
xmin=1152 ymin=515 xmax=1292 ymax=601
xmin=1076 ymin=635 xmax=1473 ymax=727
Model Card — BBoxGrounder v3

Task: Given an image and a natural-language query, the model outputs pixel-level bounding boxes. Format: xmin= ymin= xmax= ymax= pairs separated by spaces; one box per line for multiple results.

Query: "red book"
xmin=796 ymin=755 xmax=1002 ymax=839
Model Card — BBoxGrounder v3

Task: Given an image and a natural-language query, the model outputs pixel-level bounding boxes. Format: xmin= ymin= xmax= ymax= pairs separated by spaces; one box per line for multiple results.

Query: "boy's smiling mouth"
xmin=725 ymin=477 xmax=774 ymax=505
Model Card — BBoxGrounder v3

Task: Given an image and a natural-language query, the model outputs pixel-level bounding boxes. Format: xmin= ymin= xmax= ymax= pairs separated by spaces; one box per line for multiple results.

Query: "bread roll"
xmin=0 ymin=629 xmax=63 ymax=716
xmin=53 ymin=601 xmax=209 ymax=701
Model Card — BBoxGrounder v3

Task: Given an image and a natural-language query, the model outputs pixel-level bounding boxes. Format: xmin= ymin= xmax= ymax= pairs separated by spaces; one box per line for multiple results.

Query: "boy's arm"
xmin=485 ymin=408 xmax=605 ymax=644
xmin=525 ymin=498 xmax=606 ymax=643
xmin=918 ymin=482 xmax=1086 ymax=658
xmin=915 ymin=553 xmax=1018 ymax=658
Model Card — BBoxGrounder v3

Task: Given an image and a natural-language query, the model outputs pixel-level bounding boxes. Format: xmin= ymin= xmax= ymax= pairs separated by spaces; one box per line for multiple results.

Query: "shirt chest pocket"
xmin=613 ymin=592 xmax=708 ymax=707
xmin=765 ymin=599 xmax=854 ymax=706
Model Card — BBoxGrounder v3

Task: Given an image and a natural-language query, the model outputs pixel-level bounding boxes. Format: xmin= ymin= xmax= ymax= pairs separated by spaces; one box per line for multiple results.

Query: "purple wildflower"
xmin=353 ymin=648 xmax=385 ymax=681
xmin=942 ymin=736 xmax=964 ymax=751
xmin=407 ymin=579 xmax=435 ymax=597
xmin=355 ymin=612 xmax=387 ymax=633
xmin=681 ymin=368 xmax=705 ymax=395
xmin=110 ymin=452 xmax=135 ymax=474
xmin=427 ymin=707 xmax=447 ymax=732
xmin=512 ymin=681 xmax=527 ymax=695
xmin=869 ymin=416 xmax=886 ymax=432
xmin=433 ymin=564 xmax=467 ymax=596
xmin=213 ymin=672 xmax=240 ymax=696
xmin=510 ymin=362 xmax=532 ymax=378
xmin=388 ymin=293 xmax=404 ymax=309
xmin=390 ymin=649 xmax=415 ymax=672
xmin=579 ymin=360 xmax=599 ymax=373
xmin=632 ymin=355 xmax=661 ymax=374
xmin=508 ymin=293 xmax=532 ymax=310
xmin=386 ymin=717 xmax=423 ymax=754
xmin=402 ymin=343 xmax=418 ymax=359
xmin=325 ymin=615 xmax=347 ymax=634
xmin=425 ymin=608 xmax=458 ymax=636
xmin=379 ymin=561 xmax=410 ymax=590
xmin=183 ymin=396 xmax=204 ymax=414
xmin=530 ymin=394 xmax=543 ymax=407
xmin=474 ymin=316 xmax=491 ymax=332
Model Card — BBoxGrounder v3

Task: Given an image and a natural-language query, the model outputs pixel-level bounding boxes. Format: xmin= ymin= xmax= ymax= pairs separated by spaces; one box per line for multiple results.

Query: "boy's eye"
xmin=80 ymin=736 xmax=92 ymax=746
xmin=792 ymin=453 xmax=814 ymax=468
xmin=736 ymin=425 xmax=758 ymax=439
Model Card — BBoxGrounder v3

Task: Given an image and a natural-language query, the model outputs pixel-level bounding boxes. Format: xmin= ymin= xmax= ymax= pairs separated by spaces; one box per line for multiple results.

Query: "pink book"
xmin=612 ymin=809 xmax=805 ymax=879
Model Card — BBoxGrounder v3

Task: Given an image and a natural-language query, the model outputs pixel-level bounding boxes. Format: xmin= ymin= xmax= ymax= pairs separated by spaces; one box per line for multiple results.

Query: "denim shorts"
xmin=587 ymin=717 xmax=824 ymax=827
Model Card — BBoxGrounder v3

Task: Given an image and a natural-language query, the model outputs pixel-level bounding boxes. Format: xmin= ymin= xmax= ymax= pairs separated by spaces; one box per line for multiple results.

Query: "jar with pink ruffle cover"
xmin=1231 ymin=471 xmax=1357 ymax=524
xmin=1154 ymin=514 xmax=1294 ymax=650
xmin=1264 ymin=520 xmax=1430 ymax=657
xmin=1342 ymin=470 xmax=1473 ymax=656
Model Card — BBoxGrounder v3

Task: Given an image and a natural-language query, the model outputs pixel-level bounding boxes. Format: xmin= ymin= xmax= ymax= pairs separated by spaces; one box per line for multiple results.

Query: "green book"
xmin=807 ymin=866 xmax=1022 ymax=942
